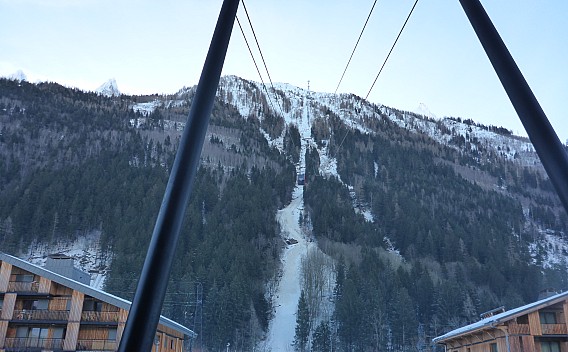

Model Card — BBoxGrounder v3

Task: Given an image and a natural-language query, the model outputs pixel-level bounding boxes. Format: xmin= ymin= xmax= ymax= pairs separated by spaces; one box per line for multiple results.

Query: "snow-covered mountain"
xmin=213 ymin=75 xmax=565 ymax=267
xmin=8 ymin=69 xmax=27 ymax=82
xmin=126 ymin=76 xmax=563 ymax=267
xmin=96 ymin=78 xmax=121 ymax=97
xmin=3 ymin=74 xmax=567 ymax=351
xmin=8 ymin=73 xmax=565 ymax=288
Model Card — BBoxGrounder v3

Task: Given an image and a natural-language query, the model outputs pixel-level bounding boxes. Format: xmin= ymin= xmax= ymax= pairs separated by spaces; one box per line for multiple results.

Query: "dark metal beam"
xmin=117 ymin=0 xmax=240 ymax=350
xmin=459 ymin=0 xmax=568 ymax=214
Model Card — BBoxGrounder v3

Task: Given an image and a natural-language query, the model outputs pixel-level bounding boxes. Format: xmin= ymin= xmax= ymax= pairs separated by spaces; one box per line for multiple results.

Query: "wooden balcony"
xmin=7 ymin=281 xmax=39 ymax=293
xmin=76 ymin=339 xmax=117 ymax=351
xmin=81 ymin=311 xmax=119 ymax=323
xmin=508 ymin=323 xmax=530 ymax=334
xmin=12 ymin=309 xmax=69 ymax=321
xmin=4 ymin=337 xmax=64 ymax=349
xmin=542 ymin=323 xmax=568 ymax=335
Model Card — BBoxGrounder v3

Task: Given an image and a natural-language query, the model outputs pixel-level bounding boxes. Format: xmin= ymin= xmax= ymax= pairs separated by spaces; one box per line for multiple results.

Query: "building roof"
xmin=0 ymin=252 xmax=196 ymax=339
xmin=433 ymin=290 xmax=568 ymax=344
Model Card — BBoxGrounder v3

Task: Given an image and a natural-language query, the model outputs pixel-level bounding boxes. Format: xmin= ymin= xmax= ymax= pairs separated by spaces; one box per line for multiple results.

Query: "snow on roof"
xmin=0 ymin=252 xmax=195 ymax=338
xmin=433 ymin=290 xmax=568 ymax=343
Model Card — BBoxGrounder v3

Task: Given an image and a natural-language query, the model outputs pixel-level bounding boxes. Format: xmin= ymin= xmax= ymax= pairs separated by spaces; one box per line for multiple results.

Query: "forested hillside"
xmin=0 ymin=76 xmax=566 ymax=351
xmin=0 ymin=77 xmax=295 ymax=350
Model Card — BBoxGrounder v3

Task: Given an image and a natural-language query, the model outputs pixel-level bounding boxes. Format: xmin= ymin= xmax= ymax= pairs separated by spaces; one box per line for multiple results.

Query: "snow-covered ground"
xmin=529 ymin=228 xmax=568 ymax=269
xmin=131 ymin=100 xmax=161 ymax=116
xmin=264 ymin=85 xmax=315 ymax=351
xmin=265 ymin=186 xmax=316 ymax=351
xmin=263 ymin=84 xmax=338 ymax=351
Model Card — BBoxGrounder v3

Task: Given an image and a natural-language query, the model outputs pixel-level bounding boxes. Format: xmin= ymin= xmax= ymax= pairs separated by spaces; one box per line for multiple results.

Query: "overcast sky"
xmin=1 ymin=0 xmax=566 ymax=142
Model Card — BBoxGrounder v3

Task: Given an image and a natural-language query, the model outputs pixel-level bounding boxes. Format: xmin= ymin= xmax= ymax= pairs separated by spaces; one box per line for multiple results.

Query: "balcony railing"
xmin=542 ymin=323 xmax=568 ymax=335
xmin=12 ymin=309 xmax=69 ymax=321
xmin=4 ymin=337 xmax=63 ymax=349
xmin=508 ymin=323 xmax=530 ymax=334
xmin=81 ymin=311 xmax=119 ymax=323
xmin=7 ymin=281 xmax=39 ymax=293
xmin=76 ymin=339 xmax=117 ymax=351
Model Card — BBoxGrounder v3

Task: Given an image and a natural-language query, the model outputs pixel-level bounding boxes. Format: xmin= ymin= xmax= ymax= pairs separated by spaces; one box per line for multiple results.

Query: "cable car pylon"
xmin=459 ymin=0 xmax=568 ymax=214
xmin=117 ymin=0 xmax=240 ymax=351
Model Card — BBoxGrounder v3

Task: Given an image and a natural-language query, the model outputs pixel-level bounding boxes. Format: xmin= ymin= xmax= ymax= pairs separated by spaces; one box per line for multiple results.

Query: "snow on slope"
xmin=219 ymin=75 xmax=567 ymax=272
xmin=262 ymin=83 xmax=336 ymax=351
xmin=217 ymin=76 xmax=540 ymax=174
xmin=131 ymin=100 xmax=161 ymax=116
xmin=21 ymin=231 xmax=111 ymax=290
xmin=265 ymin=186 xmax=317 ymax=351
xmin=529 ymin=228 xmax=568 ymax=269
xmin=130 ymin=88 xmax=189 ymax=118
xmin=384 ymin=107 xmax=540 ymax=166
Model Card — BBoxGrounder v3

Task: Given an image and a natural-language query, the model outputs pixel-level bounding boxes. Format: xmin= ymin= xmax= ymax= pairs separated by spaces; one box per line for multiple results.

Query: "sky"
xmin=1 ymin=0 xmax=567 ymax=142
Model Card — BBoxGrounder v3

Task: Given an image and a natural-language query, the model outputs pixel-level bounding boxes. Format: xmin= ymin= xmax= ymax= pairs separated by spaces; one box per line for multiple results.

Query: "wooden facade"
xmin=0 ymin=253 xmax=194 ymax=352
xmin=433 ymin=292 xmax=568 ymax=352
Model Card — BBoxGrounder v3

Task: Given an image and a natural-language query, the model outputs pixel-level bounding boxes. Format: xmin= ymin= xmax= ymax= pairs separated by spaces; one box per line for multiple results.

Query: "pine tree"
xmin=294 ymin=290 xmax=310 ymax=352
xmin=311 ymin=321 xmax=331 ymax=352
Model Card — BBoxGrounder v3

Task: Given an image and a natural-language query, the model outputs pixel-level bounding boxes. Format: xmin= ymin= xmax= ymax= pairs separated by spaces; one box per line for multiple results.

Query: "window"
xmin=540 ymin=312 xmax=558 ymax=324
xmin=23 ymin=299 xmax=48 ymax=310
xmin=541 ymin=341 xmax=561 ymax=352
xmin=83 ymin=299 xmax=103 ymax=312
xmin=30 ymin=327 xmax=49 ymax=339
xmin=517 ymin=314 xmax=529 ymax=324
xmin=52 ymin=327 xmax=65 ymax=339
xmin=16 ymin=326 xmax=28 ymax=338
xmin=35 ymin=299 xmax=48 ymax=310
xmin=15 ymin=274 xmax=34 ymax=282
xmin=17 ymin=274 xmax=34 ymax=282
xmin=108 ymin=328 xmax=117 ymax=341
xmin=16 ymin=327 xmax=49 ymax=339
xmin=490 ymin=343 xmax=498 ymax=352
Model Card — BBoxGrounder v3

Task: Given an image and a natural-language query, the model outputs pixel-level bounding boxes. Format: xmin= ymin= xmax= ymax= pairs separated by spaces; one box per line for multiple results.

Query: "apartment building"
xmin=0 ymin=252 xmax=195 ymax=352
xmin=433 ymin=291 xmax=568 ymax=352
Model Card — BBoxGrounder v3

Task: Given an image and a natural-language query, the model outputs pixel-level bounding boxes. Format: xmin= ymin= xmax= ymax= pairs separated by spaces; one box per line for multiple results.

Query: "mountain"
xmin=0 ymin=75 xmax=566 ymax=351
xmin=96 ymin=78 xmax=121 ymax=97
xmin=415 ymin=102 xmax=436 ymax=120
xmin=8 ymin=69 xmax=27 ymax=82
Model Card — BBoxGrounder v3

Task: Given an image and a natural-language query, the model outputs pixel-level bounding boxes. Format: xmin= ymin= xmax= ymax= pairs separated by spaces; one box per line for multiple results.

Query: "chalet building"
xmin=433 ymin=291 xmax=568 ymax=352
xmin=0 ymin=252 xmax=195 ymax=352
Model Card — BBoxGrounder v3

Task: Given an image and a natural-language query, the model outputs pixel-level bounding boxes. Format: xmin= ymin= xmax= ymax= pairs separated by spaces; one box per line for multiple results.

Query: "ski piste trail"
xmin=265 ymin=88 xmax=316 ymax=351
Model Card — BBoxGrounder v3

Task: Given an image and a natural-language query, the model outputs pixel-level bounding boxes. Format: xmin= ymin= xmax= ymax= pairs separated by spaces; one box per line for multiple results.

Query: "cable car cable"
xmin=237 ymin=14 xmax=299 ymax=159
xmin=334 ymin=0 xmax=379 ymax=94
xmin=242 ymin=0 xmax=286 ymax=117
xmin=365 ymin=0 xmax=419 ymax=100
xmin=236 ymin=15 xmax=279 ymax=116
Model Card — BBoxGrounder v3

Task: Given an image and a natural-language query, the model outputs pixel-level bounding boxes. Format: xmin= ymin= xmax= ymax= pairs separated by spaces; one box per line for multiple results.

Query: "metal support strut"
xmin=459 ymin=0 xmax=568 ymax=214
xmin=118 ymin=0 xmax=240 ymax=351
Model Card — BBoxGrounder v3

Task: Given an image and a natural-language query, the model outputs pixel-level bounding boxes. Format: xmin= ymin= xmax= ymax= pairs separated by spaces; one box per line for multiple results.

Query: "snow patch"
xmin=131 ymin=100 xmax=161 ymax=116
xmin=529 ymin=229 xmax=568 ymax=269
xmin=21 ymin=231 xmax=111 ymax=290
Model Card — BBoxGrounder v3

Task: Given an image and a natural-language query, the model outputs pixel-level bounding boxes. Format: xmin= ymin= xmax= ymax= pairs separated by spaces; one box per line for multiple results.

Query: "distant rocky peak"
xmin=96 ymin=78 xmax=121 ymax=97
xmin=9 ymin=70 xmax=27 ymax=82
